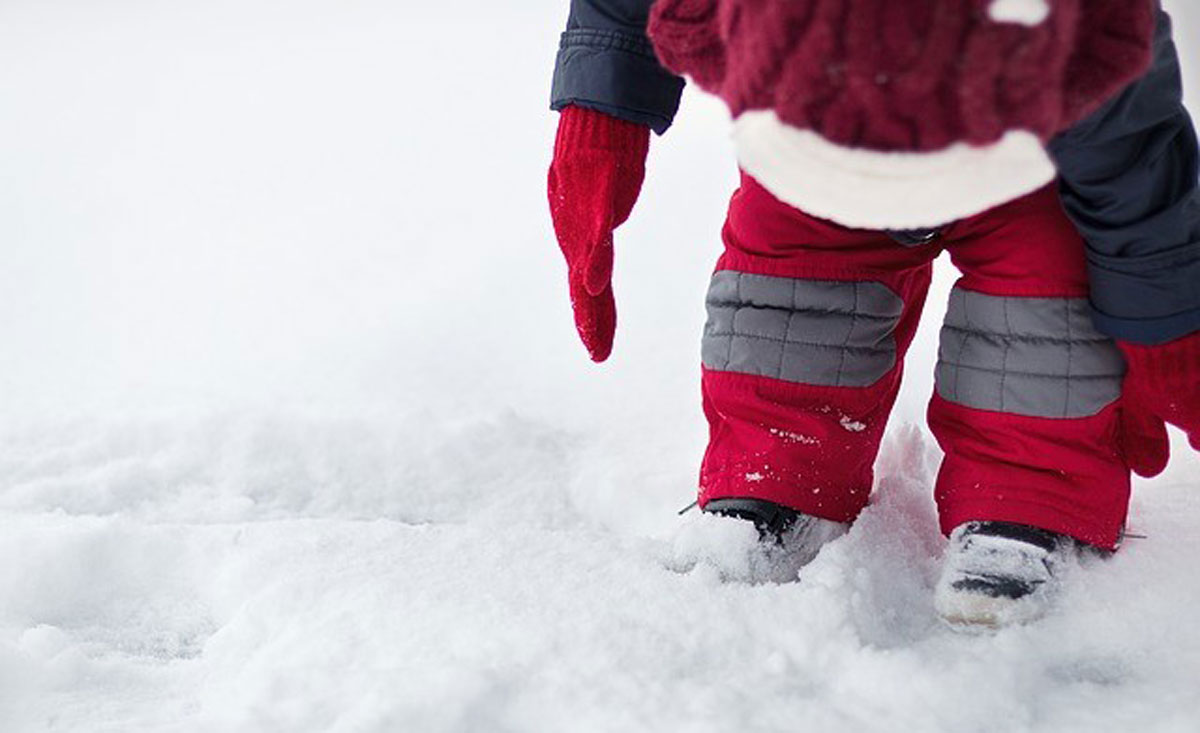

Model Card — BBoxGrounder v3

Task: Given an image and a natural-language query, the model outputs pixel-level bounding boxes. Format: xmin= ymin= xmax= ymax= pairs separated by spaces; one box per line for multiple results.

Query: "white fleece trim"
xmin=989 ymin=0 xmax=1050 ymax=26
xmin=732 ymin=110 xmax=1057 ymax=230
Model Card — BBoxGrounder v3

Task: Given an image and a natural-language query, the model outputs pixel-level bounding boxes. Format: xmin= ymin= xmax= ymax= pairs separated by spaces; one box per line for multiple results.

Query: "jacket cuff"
xmin=1091 ymin=305 xmax=1200 ymax=346
xmin=550 ymin=29 xmax=685 ymax=135
xmin=1086 ymin=238 xmax=1200 ymax=344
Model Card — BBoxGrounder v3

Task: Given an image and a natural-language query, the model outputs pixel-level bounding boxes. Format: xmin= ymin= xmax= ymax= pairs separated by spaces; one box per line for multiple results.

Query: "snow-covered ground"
xmin=0 ymin=2 xmax=1197 ymax=730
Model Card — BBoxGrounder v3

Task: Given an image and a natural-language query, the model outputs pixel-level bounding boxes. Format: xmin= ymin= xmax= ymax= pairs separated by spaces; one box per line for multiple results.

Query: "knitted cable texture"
xmin=648 ymin=0 xmax=1155 ymax=152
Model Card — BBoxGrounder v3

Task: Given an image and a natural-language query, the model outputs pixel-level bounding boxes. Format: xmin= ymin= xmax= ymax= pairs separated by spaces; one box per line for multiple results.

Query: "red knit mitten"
xmin=1118 ymin=331 xmax=1200 ymax=478
xmin=548 ymin=106 xmax=650 ymax=362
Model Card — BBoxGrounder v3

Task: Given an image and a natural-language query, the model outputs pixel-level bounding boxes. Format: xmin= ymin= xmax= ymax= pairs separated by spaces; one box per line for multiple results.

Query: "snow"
xmin=0 ymin=0 xmax=1197 ymax=730
xmin=840 ymin=416 xmax=867 ymax=433
xmin=769 ymin=428 xmax=819 ymax=444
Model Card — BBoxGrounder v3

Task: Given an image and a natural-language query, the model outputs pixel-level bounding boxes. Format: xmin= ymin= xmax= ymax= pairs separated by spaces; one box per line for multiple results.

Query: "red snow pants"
xmin=699 ymin=174 xmax=1131 ymax=549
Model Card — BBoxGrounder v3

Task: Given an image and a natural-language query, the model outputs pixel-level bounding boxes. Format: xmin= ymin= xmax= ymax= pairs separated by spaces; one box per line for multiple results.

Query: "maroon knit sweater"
xmin=648 ymin=0 xmax=1156 ymax=152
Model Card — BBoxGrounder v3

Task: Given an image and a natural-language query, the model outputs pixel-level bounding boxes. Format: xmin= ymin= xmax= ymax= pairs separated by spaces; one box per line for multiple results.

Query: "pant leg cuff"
xmin=700 ymin=475 xmax=868 ymax=525
xmin=938 ymin=499 xmax=1125 ymax=551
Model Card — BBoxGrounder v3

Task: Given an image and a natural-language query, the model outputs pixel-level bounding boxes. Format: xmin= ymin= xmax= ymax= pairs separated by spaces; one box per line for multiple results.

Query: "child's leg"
xmin=930 ymin=186 xmax=1131 ymax=550
xmin=699 ymin=174 xmax=938 ymax=523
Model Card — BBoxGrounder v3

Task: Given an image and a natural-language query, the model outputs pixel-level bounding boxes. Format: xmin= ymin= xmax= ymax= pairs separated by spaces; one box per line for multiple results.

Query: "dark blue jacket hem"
xmin=1089 ymin=305 xmax=1200 ymax=345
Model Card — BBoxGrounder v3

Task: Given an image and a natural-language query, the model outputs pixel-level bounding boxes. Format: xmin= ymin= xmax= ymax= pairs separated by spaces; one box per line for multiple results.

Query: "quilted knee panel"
xmin=702 ymin=270 xmax=904 ymax=387
xmin=935 ymin=287 xmax=1125 ymax=418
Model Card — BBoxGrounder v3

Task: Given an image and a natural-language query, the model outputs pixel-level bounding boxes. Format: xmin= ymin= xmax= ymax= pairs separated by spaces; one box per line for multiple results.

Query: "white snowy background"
xmin=0 ymin=1 xmax=1197 ymax=730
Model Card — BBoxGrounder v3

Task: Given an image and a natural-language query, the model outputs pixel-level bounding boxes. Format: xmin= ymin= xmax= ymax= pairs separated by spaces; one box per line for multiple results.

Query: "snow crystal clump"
xmin=840 ymin=416 xmax=867 ymax=433
xmin=769 ymin=428 xmax=820 ymax=445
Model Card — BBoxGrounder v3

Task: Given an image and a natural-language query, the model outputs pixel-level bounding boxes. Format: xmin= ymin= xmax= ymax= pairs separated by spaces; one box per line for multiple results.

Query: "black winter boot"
xmin=697 ymin=498 xmax=849 ymax=583
xmin=935 ymin=521 xmax=1082 ymax=630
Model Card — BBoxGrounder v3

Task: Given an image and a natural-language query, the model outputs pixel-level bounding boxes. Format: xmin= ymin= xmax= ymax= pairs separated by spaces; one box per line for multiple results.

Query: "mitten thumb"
xmin=582 ymin=232 xmax=615 ymax=298
xmin=1120 ymin=405 xmax=1171 ymax=479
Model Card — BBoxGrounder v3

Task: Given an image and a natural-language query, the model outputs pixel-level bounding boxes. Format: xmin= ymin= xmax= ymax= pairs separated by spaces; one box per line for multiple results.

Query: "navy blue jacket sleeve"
xmin=550 ymin=0 xmax=686 ymax=134
xmin=1049 ymin=8 xmax=1200 ymax=345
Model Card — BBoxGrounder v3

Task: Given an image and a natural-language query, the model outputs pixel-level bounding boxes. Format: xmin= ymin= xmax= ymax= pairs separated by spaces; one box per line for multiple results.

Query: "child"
xmin=547 ymin=0 xmax=1200 ymax=628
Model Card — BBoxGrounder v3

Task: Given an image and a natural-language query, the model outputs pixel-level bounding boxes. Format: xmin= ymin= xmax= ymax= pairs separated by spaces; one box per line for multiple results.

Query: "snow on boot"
xmin=935 ymin=521 xmax=1076 ymax=630
xmin=670 ymin=498 xmax=848 ymax=584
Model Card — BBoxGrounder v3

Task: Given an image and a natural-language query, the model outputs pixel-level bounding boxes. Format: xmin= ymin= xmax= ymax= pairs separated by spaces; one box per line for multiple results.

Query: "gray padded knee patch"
xmin=702 ymin=271 xmax=904 ymax=387
xmin=936 ymin=288 xmax=1125 ymax=419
